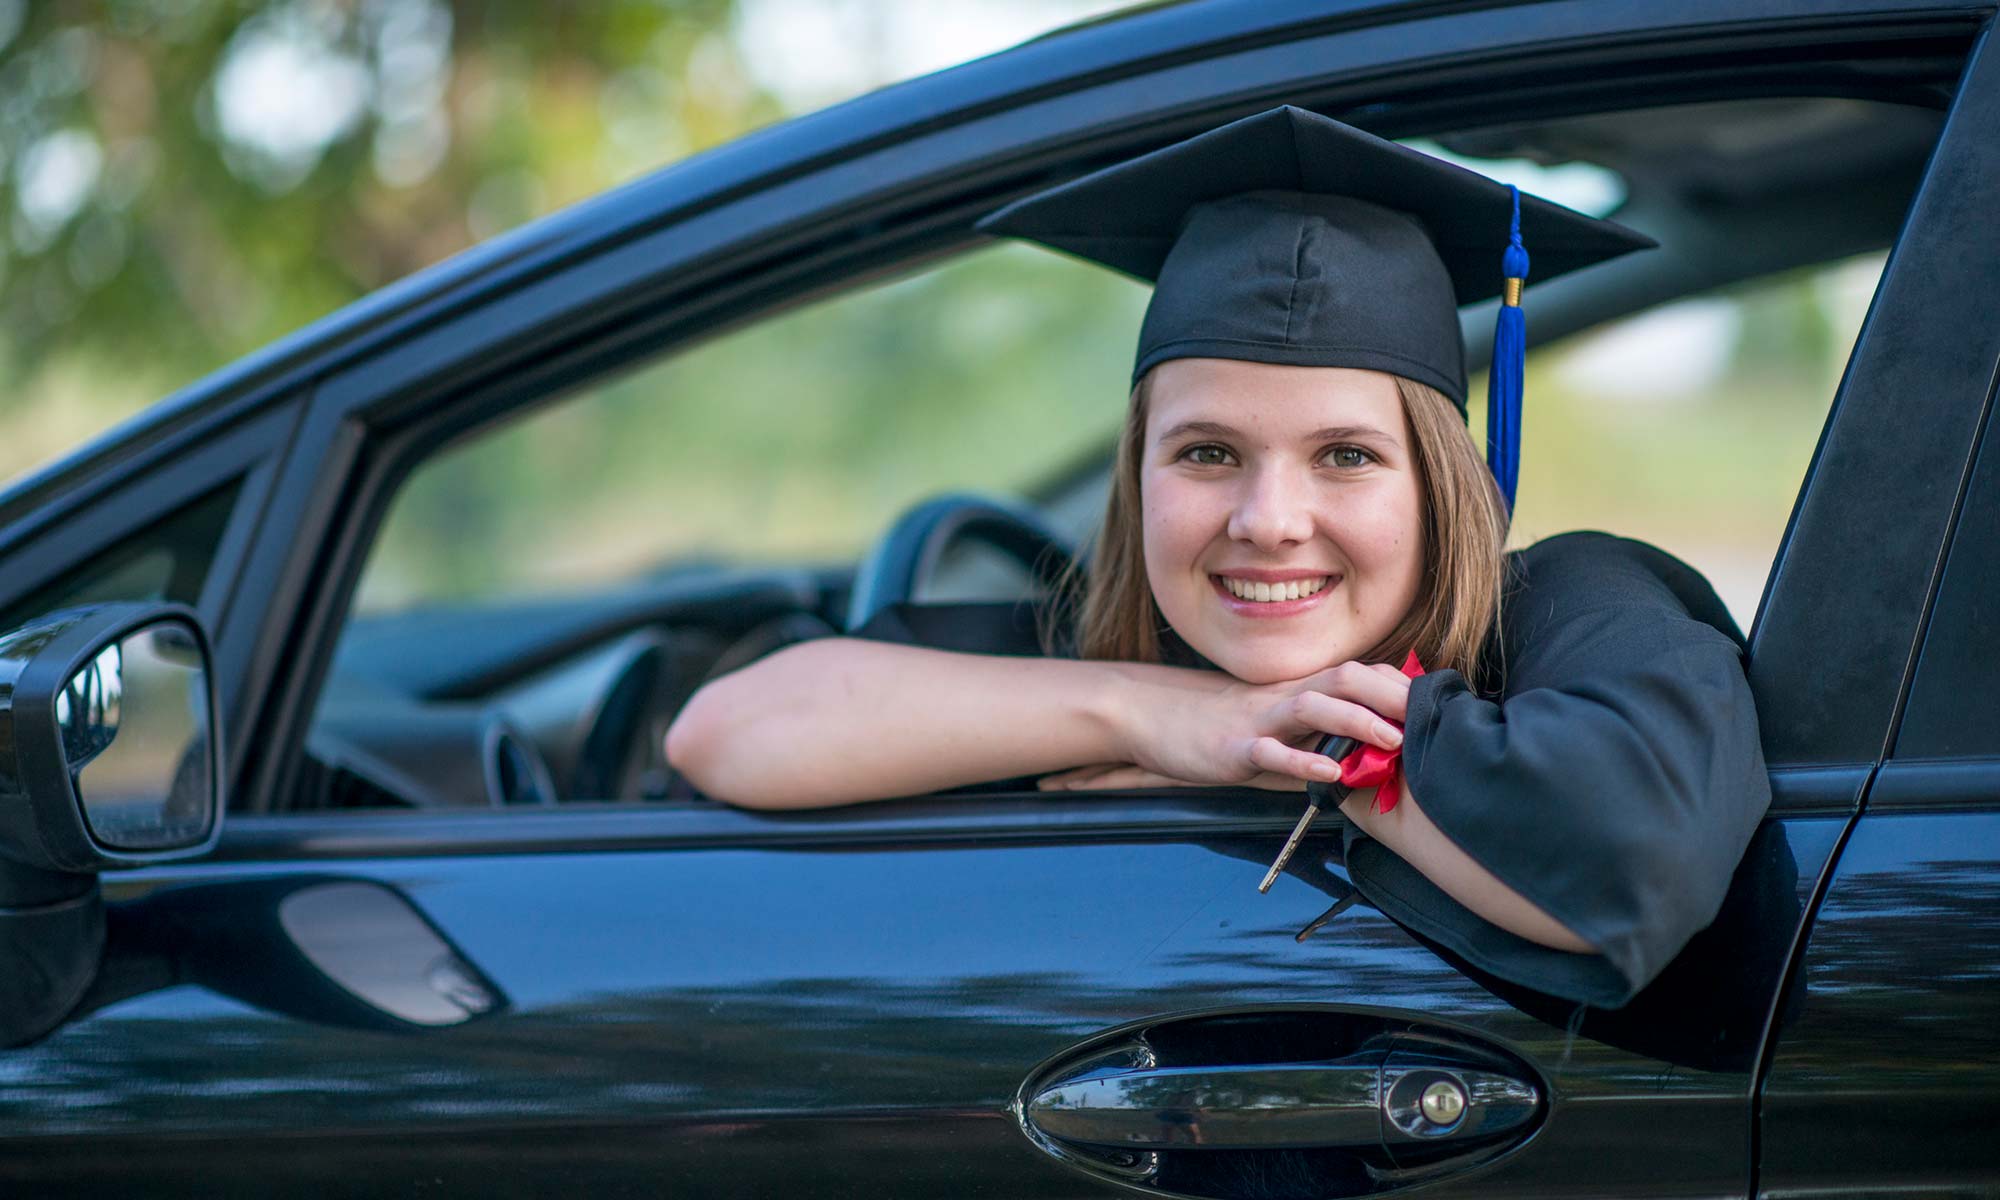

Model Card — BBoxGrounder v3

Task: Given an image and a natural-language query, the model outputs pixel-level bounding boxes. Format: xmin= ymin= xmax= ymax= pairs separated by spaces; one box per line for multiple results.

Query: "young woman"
xmin=667 ymin=108 xmax=1770 ymax=1008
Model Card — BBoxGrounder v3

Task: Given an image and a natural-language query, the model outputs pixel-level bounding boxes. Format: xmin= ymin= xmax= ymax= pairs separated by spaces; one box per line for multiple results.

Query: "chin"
xmin=1198 ymin=641 xmax=1342 ymax=685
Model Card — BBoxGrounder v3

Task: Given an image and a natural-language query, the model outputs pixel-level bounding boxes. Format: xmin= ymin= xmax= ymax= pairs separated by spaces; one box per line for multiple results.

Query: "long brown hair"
xmin=1044 ymin=370 xmax=1510 ymax=690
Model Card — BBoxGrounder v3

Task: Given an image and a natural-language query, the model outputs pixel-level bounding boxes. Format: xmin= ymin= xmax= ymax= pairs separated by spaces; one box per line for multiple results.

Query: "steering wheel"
xmin=844 ymin=493 xmax=1077 ymax=632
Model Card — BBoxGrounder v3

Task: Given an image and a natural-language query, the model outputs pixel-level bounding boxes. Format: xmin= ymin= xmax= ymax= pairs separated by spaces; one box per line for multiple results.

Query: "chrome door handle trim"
xmin=1025 ymin=1051 xmax=1538 ymax=1151
xmin=1029 ymin=1060 xmax=1381 ymax=1149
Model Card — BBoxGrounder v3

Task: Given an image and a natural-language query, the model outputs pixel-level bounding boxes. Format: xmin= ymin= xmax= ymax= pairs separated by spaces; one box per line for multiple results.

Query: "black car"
xmin=1 ymin=1 xmax=1997 ymax=1196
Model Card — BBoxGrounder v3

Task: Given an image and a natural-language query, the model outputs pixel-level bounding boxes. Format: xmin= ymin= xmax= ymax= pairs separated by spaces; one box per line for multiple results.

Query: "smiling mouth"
xmin=1212 ymin=575 xmax=1333 ymax=603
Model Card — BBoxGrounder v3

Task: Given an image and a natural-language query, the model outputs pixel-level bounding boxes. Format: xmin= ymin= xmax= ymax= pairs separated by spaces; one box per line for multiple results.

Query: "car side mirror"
xmin=0 ymin=603 xmax=223 ymax=882
xmin=0 ymin=603 xmax=222 ymax=1047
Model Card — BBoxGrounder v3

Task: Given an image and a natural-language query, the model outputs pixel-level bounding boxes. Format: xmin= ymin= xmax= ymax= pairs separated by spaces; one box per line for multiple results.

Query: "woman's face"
xmin=1141 ymin=358 xmax=1426 ymax=684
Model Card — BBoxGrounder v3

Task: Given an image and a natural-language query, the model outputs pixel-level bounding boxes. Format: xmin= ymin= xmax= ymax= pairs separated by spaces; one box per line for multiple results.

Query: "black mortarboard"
xmin=977 ymin=106 xmax=1656 ymax=508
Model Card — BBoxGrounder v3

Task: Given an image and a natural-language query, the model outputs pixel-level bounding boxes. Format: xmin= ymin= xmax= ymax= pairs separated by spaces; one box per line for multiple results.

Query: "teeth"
xmin=1222 ymin=576 xmax=1329 ymax=602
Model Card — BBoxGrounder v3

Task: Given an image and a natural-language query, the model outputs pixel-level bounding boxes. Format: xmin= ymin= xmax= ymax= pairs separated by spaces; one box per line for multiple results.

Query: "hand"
xmin=1037 ymin=763 xmax=1307 ymax=792
xmin=1100 ymin=659 xmax=1414 ymax=789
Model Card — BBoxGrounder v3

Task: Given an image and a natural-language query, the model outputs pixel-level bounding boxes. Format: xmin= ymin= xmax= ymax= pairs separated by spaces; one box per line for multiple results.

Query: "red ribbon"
xmin=1335 ymin=650 xmax=1426 ymax=813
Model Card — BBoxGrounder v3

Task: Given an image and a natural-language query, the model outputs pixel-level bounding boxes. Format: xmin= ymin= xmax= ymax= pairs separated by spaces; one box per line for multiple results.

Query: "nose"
xmin=1226 ymin=461 xmax=1315 ymax=551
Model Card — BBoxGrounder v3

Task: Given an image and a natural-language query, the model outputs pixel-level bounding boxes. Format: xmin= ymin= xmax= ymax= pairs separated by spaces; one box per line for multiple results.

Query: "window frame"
xmin=0 ymin=405 xmax=296 ymax=749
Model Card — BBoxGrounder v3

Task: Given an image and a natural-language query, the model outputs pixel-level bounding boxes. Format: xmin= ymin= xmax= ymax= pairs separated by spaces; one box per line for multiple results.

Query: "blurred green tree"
xmin=0 ymin=0 xmax=780 ymax=421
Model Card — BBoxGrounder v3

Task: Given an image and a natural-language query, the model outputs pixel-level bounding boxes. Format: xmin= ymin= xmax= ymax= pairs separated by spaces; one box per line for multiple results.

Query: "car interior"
xmin=296 ymin=94 xmax=1943 ymax=813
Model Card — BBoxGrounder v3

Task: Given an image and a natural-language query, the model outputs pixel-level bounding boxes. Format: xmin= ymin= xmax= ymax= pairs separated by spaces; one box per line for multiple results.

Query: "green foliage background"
xmin=0 ymin=0 xmax=780 ymax=469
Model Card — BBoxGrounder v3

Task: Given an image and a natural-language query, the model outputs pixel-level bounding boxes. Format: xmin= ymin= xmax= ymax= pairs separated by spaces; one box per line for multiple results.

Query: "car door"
xmin=1756 ymin=28 xmax=2000 ymax=1193
xmin=0 ymin=5 xmax=1992 ymax=1198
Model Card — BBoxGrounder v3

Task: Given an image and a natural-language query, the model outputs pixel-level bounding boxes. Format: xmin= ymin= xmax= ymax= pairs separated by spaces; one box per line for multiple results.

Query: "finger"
xmin=1249 ymin=736 xmax=1344 ymax=784
xmin=1063 ymin=766 xmax=1190 ymax=791
xmin=1242 ymin=770 xmax=1309 ymax=792
xmin=1038 ymin=763 xmax=1122 ymax=790
xmin=1288 ymin=690 xmax=1406 ymax=750
xmin=1292 ymin=660 xmax=1411 ymax=721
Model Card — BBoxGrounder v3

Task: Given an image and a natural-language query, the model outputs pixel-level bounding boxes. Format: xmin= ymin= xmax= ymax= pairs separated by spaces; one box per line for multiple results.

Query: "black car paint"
xmin=1759 ymin=234 xmax=2000 ymax=1190
xmin=1761 ymin=786 xmax=2000 ymax=1193
xmin=0 ymin=0 xmax=1995 ymax=1195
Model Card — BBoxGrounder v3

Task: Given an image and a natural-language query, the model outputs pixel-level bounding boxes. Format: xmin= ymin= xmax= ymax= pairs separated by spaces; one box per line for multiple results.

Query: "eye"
xmin=1323 ymin=445 xmax=1375 ymax=469
xmin=1179 ymin=443 xmax=1235 ymax=467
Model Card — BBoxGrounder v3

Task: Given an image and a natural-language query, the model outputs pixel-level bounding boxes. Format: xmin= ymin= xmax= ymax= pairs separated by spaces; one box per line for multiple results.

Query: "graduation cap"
xmin=976 ymin=106 xmax=1656 ymax=509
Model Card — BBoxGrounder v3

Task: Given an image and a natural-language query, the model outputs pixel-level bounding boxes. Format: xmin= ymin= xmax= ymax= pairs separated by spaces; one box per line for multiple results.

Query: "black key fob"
xmin=1305 ymin=733 xmax=1361 ymax=806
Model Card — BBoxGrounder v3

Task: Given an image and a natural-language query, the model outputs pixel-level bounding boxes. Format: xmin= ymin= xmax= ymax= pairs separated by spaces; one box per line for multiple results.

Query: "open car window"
xmin=300 ymin=95 xmax=1933 ymax=815
xmin=309 ymin=244 xmax=1146 ymax=810
xmin=352 ymin=244 xmax=1147 ymax=614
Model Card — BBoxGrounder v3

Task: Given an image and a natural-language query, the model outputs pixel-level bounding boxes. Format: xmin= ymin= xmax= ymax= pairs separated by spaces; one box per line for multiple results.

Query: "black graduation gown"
xmin=1347 ymin=532 xmax=1770 ymax=1007
xmin=852 ymin=531 xmax=1771 ymax=1007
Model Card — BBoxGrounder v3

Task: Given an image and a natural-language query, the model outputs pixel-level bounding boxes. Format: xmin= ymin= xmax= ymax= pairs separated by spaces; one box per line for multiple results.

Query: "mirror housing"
xmin=0 ymin=603 xmax=223 ymax=876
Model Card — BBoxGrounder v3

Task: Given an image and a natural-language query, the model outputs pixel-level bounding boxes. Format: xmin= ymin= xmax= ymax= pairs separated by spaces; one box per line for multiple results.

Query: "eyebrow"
xmin=1156 ymin=419 xmax=1401 ymax=446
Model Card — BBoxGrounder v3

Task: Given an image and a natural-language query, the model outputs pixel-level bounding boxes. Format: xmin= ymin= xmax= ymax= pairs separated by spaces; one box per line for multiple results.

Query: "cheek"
xmin=1138 ymin=474 xmax=1210 ymax=572
xmin=1371 ymin=484 xmax=1427 ymax=595
xmin=1138 ymin=478 xmax=1229 ymax=634
xmin=1340 ymin=485 xmax=1425 ymax=594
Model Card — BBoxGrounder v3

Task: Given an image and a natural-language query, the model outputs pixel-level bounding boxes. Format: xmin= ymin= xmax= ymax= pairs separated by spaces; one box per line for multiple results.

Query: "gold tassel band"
xmin=1503 ymin=277 xmax=1524 ymax=307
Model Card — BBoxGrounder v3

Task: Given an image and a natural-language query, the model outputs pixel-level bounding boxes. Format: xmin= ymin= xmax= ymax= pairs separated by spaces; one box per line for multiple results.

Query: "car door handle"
xmin=1023 ymin=1049 xmax=1539 ymax=1151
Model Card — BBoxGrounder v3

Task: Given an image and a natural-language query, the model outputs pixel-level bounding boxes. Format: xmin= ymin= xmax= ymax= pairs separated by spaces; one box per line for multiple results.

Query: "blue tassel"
xmin=1488 ymin=185 xmax=1529 ymax=513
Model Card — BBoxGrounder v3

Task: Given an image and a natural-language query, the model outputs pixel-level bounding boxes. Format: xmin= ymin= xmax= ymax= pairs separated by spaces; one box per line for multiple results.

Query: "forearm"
xmin=1340 ymin=780 xmax=1594 ymax=954
xmin=666 ymin=638 xmax=1174 ymax=808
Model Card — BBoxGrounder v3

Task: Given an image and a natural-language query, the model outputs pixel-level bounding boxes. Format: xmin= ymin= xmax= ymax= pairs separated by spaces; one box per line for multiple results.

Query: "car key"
xmin=1258 ymin=734 xmax=1360 ymax=892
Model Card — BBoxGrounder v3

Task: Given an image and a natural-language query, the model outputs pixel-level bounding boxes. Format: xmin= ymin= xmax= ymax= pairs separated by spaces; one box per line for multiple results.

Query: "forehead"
xmin=1144 ymin=358 xmax=1406 ymax=439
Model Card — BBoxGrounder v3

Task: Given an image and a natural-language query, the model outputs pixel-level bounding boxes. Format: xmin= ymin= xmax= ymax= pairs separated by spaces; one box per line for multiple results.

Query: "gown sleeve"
xmin=1342 ymin=531 xmax=1772 ymax=1008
